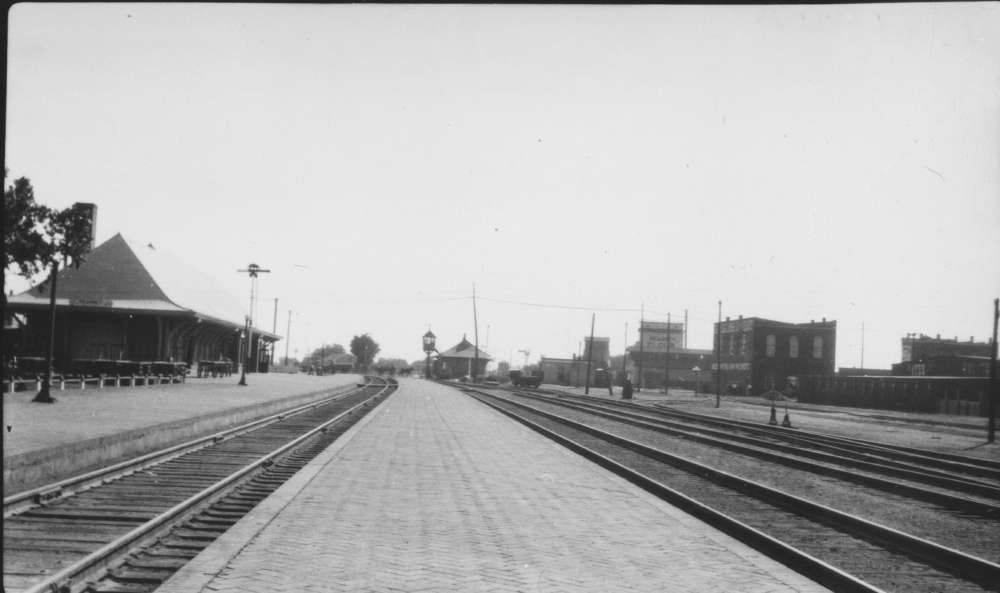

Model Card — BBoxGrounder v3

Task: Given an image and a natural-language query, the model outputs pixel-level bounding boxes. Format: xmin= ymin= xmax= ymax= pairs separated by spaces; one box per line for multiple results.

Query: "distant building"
xmin=713 ymin=316 xmax=836 ymax=396
xmin=894 ymin=334 xmax=994 ymax=377
xmin=838 ymin=367 xmax=892 ymax=377
xmin=433 ymin=335 xmax=491 ymax=379
xmin=539 ymin=336 xmax=614 ymax=387
xmin=626 ymin=320 xmax=711 ymax=390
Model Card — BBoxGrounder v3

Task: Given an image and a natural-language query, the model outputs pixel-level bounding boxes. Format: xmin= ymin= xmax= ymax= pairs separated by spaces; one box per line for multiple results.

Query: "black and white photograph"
xmin=3 ymin=3 xmax=999 ymax=592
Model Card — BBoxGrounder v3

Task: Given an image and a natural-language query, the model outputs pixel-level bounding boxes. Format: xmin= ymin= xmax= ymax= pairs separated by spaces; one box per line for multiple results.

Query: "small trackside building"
xmin=432 ymin=335 xmax=491 ymax=379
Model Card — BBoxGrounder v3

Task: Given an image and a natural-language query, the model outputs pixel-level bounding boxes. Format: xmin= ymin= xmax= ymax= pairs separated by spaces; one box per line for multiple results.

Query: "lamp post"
xmin=237 ymin=263 xmax=270 ymax=378
xmin=238 ymin=318 xmax=249 ymax=386
xmin=423 ymin=329 xmax=437 ymax=379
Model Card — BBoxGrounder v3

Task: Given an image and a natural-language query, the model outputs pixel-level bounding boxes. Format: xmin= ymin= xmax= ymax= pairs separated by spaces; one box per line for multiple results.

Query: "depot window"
xmin=813 ymin=336 xmax=823 ymax=358
xmin=789 ymin=336 xmax=799 ymax=358
xmin=766 ymin=334 xmax=776 ymax=357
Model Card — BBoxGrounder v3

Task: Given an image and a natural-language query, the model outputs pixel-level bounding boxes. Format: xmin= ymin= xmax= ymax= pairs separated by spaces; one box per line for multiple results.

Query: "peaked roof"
xmin=437 ymin=335 xmax=492 ymax=361
xmin=9 ymin=233 xmax=277 ymax=337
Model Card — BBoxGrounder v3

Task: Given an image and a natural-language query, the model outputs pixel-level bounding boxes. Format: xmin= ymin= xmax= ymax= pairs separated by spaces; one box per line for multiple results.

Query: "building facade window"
xmin=813 ymin=336 xmax=823 ymax=359
xmin=766 ymin=334 xmax=776 ymax=357
xmin=789 ymin=336 xmax=799 ymax=358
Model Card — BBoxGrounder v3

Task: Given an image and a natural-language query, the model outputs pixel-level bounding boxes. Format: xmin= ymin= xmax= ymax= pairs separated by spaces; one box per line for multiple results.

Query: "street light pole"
xmin=237 ymin=263 xmax=270 ymax=384
xmin=716 ymin=300 xmax=722 ymax=408
xmin=33 ymin=261 xmax=60 ymax=403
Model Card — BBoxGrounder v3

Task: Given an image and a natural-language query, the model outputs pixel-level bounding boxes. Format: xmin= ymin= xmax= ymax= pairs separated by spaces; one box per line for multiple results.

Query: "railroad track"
xmin=462 ymin=386 xmax=1000 ymax=593
xmin=3 ymin=376 xmax=397 ymax=593
xmin=533 ymin=387 xmax=1000 ymax=481
xmin=505 ymin=388 xmax=1000 ymax=516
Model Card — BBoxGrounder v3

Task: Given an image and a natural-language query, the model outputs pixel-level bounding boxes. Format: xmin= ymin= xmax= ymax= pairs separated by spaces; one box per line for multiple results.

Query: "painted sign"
xmin=639 ymin=321 xmax=683 ymax=352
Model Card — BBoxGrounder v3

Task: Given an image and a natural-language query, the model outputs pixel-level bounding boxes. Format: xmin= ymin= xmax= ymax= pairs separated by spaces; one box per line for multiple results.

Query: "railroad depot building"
xmin=432 ymin=335 xmax=491 ymax=379
xmin=713 ymin=316 xmax=836 ymax=396
xmin=3 ymin=233 xmax=280 ymax=377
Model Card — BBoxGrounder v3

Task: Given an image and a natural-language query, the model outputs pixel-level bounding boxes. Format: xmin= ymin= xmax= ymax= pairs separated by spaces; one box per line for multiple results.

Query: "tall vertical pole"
xmin=988 ymin=298 xmax=998 ymax=443
xmin=622 ymin=322 xmax=628 ymax=381
xmin=664 ymin=312 xmax=671 ymax=394
xmin=34 ymin=261 xmax=60 ymax=403
xmin=585 ymin=313 xmax=596 ymax=395
xmin=684 ymin=309 xmax=688 ymax=349
xmin=270 ymin=298 xmax=278 ymax=365
xmin=472 ymin=283 xmax=480 ymax=383
xmin=860 ymin=321 xmax=865 ymax=371
xmin=284 ymin=310 xmax=292 ymax=365
xmin=638 ymin=303 xmax=645 ymax=392
xmin=716 ymin=300 xmax=722 ymax=408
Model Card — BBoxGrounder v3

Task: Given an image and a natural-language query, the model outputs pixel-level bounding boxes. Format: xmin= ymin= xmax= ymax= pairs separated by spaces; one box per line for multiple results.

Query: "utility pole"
xmin=716 ymin=300 xmax=722 ymax=408
xmin=684 ymin=309 xmax=688 ymax=349
xmin=988 ymin=298 xmax=998 ymax=443
xmin=664 ymin=312 xmax=671 ymax=395
xmin=585 ymin=313 xmax=595 ymax=395
xmin=284 ymin=310 xmax=292 ymax=365
xmin=860 ymin=321 xmax=865 ymax=371
xmin=271 ymin=298 xmax=278 ymax=366
xmin=638 ymin=302 xmax=645 ymax=392
xmin=622 ymin=322 xmax=628 ymax=382
xmin=472 ymin=283 xmax=480 ymax=383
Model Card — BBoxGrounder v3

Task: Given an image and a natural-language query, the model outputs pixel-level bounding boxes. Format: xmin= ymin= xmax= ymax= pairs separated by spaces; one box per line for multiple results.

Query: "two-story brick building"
xmin=713 ymin=316 xmax=836 ymax=396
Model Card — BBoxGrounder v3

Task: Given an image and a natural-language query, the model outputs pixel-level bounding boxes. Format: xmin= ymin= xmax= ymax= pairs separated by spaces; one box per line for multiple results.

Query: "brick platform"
xmin=3 ymin=373 xmax=362 ymax=495
xmin=158 ymin=379 xmax=830 ymax=593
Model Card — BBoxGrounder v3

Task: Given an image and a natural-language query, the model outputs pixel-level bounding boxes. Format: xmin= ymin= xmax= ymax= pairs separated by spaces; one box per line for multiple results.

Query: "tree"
xmin=4 ymin=175 xmax=53 ymax=285
xmin=350 ymin=334 xmax=380 ymax=371
xmin=302 ymin=343 xmax=346 ymax=368
xmin=3 ymin=174 xmax=94 ymax=402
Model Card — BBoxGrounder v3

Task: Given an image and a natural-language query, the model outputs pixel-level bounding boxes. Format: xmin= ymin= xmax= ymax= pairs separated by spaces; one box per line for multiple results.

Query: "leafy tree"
xmin=350 ymin=334 xmax=380 ymax=371
xmin=302 ymin=343 xmax=346 ymax=367
xmin=3 ymin=175 xmax=53 ymax=283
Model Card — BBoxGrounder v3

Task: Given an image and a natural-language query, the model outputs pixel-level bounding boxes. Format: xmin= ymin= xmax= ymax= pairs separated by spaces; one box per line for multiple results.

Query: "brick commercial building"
xmin=713 ymin=316 xmax=836 ymax=396
xmin=893 ymin=334 xmax=994 ymax=377
xmin=3 ymin=233 xmax=280 ymax=377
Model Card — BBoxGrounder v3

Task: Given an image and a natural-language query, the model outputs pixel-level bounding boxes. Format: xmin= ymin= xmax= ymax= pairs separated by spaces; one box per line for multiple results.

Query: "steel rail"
xmin=509 ymin=389 xmax=1000 ymax=507
xmin=467 ymin=387 xmax=1000 ymax=591
xmin=537 ymin=388 xmax=1000 ymax=478
xmin=20 ymin=378 xmax=395 ymax=593
xmin=3 ymin=377 xmax=376 ymax=517
xmin=645 ymin=400 xmax=1000 ymax=477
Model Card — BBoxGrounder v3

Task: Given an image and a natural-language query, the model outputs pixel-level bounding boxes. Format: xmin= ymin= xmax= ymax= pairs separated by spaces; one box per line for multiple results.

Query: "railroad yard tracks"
xmin=461 ymin=385 xmax=1000 ymax=593
xmin=3 ymin=377 xmax=397 ymax=593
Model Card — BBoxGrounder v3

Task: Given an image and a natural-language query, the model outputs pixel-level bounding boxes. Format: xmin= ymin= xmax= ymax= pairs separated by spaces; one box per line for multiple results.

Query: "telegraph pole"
xmin=622 ymin=322 xmax=628 ymax=381
xmin=664 ymin=312 xmax=671 ymax=395
xmin=284 ymin=310 xmax=292 ymax=365
xmin=638 ymin=303 xmax=645 ymax=392
xmin=988 ymin=298 xmax=998 ymax=443
xmin=472 ymin=283 xmax=480 ymax=383
xmin=860 ymin=321 xmax=865 ymax=371
xmin=271 ymin=298 xmax=278 ymax=366
xmin=585 ymin=313 xmax=595 ymax=395
xmin=716 ymin=300 xmax=722 ymax=408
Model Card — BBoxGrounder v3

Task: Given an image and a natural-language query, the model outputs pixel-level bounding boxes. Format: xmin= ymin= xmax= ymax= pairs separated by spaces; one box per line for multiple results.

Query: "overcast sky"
xmin=6 ymin=3 xmax=1000 ymax=370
